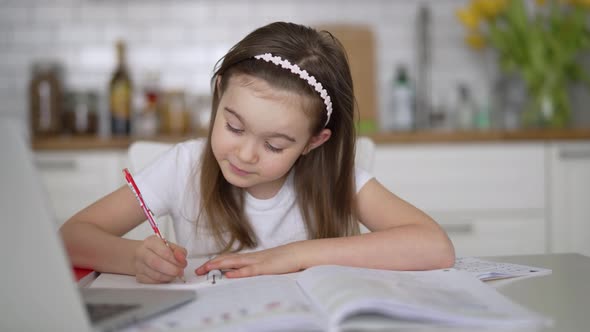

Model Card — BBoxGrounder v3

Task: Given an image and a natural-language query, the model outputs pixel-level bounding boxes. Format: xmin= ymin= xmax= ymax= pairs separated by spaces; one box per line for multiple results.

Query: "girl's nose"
xmin=237 ymin=139 xmax=258 ymax=164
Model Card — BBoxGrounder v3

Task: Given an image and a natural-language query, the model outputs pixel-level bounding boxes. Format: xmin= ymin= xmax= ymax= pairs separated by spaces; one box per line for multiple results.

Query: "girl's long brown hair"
xmin=197 ymin=22 xmax=359 ymax=253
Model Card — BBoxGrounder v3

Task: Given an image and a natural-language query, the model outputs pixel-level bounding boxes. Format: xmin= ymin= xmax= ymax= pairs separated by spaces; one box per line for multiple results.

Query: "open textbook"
xmin=91 ymin=259 xmax=550 ymax=331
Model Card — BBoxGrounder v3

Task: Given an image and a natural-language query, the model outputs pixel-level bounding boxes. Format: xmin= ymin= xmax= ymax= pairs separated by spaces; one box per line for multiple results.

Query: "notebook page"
xmin=91 ymin=258 xmax=231 ymax=290
xmin=121 ymin=275 xmax=323 ymax=331
xmin=296 ymin=265 xmax=550 ymax=329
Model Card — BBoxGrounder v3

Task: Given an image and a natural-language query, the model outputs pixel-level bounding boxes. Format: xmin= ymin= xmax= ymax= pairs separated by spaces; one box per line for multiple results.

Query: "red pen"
xmin=123 ymin=168 xmax=186 ymax=283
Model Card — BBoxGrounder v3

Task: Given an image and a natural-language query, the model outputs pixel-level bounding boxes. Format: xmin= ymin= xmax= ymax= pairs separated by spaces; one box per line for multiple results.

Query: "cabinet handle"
xmin=35 ymin=159 xmax=77 ymax=171
xmin=442 ymin=224 xmax=473 ymax=234
xmin=559 ymin=149 xmax=590 ymax=160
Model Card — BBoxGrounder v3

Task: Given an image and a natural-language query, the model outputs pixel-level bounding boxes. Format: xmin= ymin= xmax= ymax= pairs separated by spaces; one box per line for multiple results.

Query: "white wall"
xmin=0 ymin=0 xmax=488 ymax=127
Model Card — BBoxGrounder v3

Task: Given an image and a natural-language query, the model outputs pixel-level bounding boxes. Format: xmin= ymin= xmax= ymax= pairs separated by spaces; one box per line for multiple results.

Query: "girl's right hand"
xmin=134 ymin=235 xmax=188 ymax=284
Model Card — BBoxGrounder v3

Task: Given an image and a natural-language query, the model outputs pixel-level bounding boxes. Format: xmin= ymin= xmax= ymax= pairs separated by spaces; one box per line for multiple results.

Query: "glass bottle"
xmin=109 ymin=40 xmax=133 ymax=135
xmin=391 ymin=65 xmax=414 ymax=131
xmin=455 ymin=84 xmax=476 ymax=130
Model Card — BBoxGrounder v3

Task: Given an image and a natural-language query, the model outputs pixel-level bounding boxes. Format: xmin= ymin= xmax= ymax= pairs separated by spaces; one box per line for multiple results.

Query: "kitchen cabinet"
xmin=34 ymin=150 xmax=175 ymax=241
xmin=373 ymin=143 xmax=547 ymax=257
xmin=548 ymin=142 xmax=590 ymax=256
xmin=35 ymin=138 xmax=590 ymax=257
xmin=35 ymin=150 xmax=127 ymax=226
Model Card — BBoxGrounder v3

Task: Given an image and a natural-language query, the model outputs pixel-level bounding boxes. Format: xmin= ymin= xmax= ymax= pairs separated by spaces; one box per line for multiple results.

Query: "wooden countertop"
xmin=31 ymin=128 xmax=590 ymax=151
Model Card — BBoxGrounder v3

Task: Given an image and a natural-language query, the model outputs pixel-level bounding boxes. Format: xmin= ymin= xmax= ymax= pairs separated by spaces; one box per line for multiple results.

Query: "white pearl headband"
xmin=254 ymin=53 xmax=333 ymax=126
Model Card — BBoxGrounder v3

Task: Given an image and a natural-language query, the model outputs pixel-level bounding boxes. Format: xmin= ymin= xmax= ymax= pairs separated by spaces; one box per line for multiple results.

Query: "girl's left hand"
xmin=194 ymin=243 xmax=303 ymax=278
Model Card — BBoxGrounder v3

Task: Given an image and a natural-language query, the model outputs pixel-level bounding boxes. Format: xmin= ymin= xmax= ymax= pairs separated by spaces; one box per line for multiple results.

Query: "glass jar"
xmin=132 ymin=71 xmax=160 ymax=137
xmin=63 ymin=91 xmax=98 ymax=135
xmin=188 ymin=93 xmax=212 ymax=136
xmin=160 ymin=90 xmax=190 ymax=135
xmin=29 ymin=61 xmax=63 ymax=136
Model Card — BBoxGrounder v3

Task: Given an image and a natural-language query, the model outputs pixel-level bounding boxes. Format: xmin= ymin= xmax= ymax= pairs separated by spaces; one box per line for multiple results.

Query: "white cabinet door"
xmin=432 ymin=210 xmax=546 ymax=257
xmin=36 ymin=151 xmax=176 ymax=241
xmin=373 ymin=143 xmax=547 ymax=257
xmin=549 ymin=142 xmax=590 ymax=256
xmin=35 ymin=151 xmax=126 ymax=226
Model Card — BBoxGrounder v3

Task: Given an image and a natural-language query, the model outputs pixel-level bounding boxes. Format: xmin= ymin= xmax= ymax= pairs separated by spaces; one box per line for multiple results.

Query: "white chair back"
xmin=128 ymin=141 xmax=178 ymax=173
xmin=355 ymin=136 xmax=376 ymax=172
xmin=124 ymin=141 xmax=191 ymax=241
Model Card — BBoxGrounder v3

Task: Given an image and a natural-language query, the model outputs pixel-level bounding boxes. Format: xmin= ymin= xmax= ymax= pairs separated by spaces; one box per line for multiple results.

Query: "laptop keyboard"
xmin=86 ymin=303 xmax=140 ymax=323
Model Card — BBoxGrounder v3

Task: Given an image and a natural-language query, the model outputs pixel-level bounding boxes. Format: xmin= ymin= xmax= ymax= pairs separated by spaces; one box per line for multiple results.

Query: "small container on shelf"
xmin=29 ymin=61 xmax=63 ymax=137
xmin=160 ymin=90 xmax=191 ymax=135
xmin=62 ymin=91 xmax=98 ymax=135
xmin=132 ymin=71 xmax=161 ymax=138
xmin=188 ymin=93 xmax=212 ymax=136
xmin=454 ymin=83 xmax=477 ymax=130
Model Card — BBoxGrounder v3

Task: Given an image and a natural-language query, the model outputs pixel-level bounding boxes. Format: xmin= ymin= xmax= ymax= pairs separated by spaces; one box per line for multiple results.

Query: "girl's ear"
xmin=302 ymin=129 xmax=331 ymax=155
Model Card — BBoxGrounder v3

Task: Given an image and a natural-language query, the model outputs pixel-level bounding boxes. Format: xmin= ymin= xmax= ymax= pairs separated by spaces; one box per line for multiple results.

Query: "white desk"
xmin=342 ymin=253 xmax=589 ymax=332
xmin=489 ymin=253 xmax=590 ymax=332
xmin=90 ymin=253 xmax=588 ymax=331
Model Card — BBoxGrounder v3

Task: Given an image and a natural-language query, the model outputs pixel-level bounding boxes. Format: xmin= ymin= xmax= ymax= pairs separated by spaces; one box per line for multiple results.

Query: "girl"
xmin=60 ymin=22 xmax=454 ymax=284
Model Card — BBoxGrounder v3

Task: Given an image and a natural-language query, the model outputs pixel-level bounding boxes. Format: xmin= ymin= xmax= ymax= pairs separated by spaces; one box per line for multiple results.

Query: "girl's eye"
xmin=265 ymin=142 xmax=283 ymax=154
xmin=225 ymin=123 xmax=243 ymax=134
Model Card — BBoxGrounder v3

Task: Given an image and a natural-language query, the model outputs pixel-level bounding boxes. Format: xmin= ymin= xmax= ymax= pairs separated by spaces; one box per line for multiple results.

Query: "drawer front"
xmin=35 ymin=152 xmax=125 ymax=224
xmin=373 ymin=143 xmax=546 ymax=211
xmin=434 ymin=211 xmax=546 ymax=257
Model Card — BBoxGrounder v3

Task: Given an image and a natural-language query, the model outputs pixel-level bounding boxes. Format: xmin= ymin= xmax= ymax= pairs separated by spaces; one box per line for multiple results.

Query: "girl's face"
xmin=211 ymin=75 xmax=328 ymax=199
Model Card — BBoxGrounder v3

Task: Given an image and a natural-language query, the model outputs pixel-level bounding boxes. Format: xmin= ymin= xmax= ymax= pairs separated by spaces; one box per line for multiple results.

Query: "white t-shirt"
xmin=136 ymin=139 xmax=373 ymax=257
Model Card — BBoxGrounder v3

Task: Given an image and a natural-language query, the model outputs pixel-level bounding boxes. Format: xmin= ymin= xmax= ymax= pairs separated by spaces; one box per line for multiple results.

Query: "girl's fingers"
xmin=145 ymin=236 xmax=186 ymax=267
xmin=137 ymin=259 xmax=177 ymax=283
xmin=136 ymin=273 xmax=161 ymax=284
xmin=195 ymin=255 xmax=253 ymax=275
xmin=142 ymin=248 xmax=184 ymax=279
xmin=225 ymin=265 xmax=260 ymax=278
xmin=169 ymin=242 xmax=188 ymax=257
xmin=173 ymin=247 xmax=188 ymax=267
xmin=135 ymin=274 xmax=151 ymax=284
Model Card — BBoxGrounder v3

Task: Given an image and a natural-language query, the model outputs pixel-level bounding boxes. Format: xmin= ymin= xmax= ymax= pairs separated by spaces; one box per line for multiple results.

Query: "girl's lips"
xmin=229 ymin=162 xmax=252 ymax=176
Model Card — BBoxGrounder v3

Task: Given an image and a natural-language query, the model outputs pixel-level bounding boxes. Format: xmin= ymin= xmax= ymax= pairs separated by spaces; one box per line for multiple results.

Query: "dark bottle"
xmin=109 ymin=40 xmax=132 ymax=135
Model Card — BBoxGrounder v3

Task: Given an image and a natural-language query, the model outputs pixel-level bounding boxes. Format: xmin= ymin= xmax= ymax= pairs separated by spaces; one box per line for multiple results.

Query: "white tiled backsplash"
xmin=0 ymin=0 xmax=488 ymax=127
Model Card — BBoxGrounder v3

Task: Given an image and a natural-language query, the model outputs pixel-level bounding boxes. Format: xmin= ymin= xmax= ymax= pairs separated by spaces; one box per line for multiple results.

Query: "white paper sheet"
xmin=121 ymin=276 xmax=323 ymax=332
xmin=91 ymin=259 xmax=551 ymax=331
xmin=454 ymin=257 xmax=552 ymax=281
xmin=90 ymin=258 xmax=218 ymax=290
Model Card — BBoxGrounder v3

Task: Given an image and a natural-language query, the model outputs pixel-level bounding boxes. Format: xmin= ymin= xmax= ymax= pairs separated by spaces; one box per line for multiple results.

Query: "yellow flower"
xmin=456 ymin=7 xmax=482 ymax=30
xmin=569 ymin=0 xmax=590 ymax=8
xmin=465 ymin=31 xmax=487 ymax=50
xmin=472 ymin=0 xmax=508 ymax=19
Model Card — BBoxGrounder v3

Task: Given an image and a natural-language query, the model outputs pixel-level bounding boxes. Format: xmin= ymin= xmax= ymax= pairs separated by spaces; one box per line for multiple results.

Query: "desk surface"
xmin=488 ymin=253 xmax=590 ymax=332
xmin=342 ymin=253 xmax=589 ymax=332
xmin=89 ymin=253 xmax=588 ymax=331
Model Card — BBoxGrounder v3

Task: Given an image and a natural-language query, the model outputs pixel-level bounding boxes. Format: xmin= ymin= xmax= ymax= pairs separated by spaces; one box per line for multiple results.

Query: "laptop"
xmin=0 ymin=119 xmax=195 ymax=332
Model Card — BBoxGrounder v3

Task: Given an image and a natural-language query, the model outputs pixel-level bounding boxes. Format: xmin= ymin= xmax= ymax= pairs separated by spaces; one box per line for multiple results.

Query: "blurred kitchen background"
xmin=1 ymin=0 xmax=589 ymax=258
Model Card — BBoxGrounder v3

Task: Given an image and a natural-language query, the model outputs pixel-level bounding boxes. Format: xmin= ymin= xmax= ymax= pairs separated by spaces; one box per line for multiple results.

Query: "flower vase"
xmin=522 ymin=84 xmax=571 ymax=129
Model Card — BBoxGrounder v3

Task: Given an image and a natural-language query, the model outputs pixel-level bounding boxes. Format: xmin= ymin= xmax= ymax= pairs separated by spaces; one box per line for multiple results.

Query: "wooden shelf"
xmin=31 ymin=129 xmax=590 ymax=151
xmin=368 ymin=128 xmax=590 ymax=144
